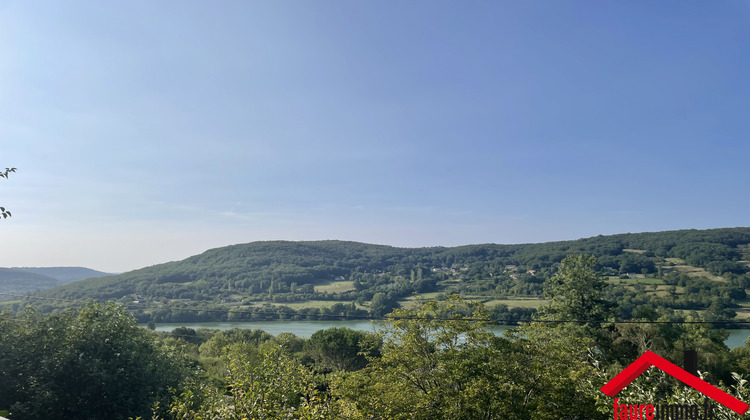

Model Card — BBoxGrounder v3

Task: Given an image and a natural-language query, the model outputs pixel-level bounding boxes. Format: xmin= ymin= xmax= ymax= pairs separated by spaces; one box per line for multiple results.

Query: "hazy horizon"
xmin=2 ymin=1 xmax=748 ymax=272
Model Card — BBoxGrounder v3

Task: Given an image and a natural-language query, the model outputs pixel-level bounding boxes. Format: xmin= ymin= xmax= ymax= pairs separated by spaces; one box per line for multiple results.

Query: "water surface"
xmin=147 ymin=321 xmax=750 ymax=348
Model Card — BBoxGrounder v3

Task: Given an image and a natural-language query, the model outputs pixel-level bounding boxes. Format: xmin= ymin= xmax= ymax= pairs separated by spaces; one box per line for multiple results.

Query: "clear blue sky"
xmin=1 ymin=1 xmax=748 ymax=272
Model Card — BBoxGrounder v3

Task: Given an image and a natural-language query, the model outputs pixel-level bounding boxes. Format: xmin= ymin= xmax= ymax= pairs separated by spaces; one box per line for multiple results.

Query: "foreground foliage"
xmin=0 ymin=303 xmax=189 ymax=420
xmin=166 ymin=345 xmax=332 ymax=420
xmin=4 ymin=255 xmax=750 ymax=418
xmin=334 ymin=296 xmax=600 ymax=419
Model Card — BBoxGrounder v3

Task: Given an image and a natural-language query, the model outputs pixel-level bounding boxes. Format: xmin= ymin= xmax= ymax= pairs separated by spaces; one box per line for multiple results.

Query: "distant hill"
xmin=12 ymin=267 xmax=115 ymax=285
xmin=17 ymin=227 xmax=750 ymax=323
xmin=0 ymin=267 xmax=115 ymax=300
xmin=0 ymin=268 xmax=60 ymax=296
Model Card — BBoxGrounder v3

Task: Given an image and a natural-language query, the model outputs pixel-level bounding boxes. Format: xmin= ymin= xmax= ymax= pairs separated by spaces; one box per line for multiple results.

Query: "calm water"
xmin=150 ymin=320 xmax=382 ymax=338
xmin=147 ymin=321 xmax=750 ymax=348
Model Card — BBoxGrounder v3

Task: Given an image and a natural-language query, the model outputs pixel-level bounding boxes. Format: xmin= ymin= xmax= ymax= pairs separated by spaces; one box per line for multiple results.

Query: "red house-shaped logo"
xmin=601 ymin=351 xmax=749 ymax=415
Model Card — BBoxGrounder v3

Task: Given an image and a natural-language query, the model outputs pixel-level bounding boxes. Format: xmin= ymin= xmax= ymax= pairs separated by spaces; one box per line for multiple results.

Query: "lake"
xmin=147 ymin=321 xmax=750 ymax=349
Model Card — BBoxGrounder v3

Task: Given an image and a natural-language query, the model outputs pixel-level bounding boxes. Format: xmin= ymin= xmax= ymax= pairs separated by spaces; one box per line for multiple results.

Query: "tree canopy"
xmin=0 ymin=303 xmax=189 ymax=420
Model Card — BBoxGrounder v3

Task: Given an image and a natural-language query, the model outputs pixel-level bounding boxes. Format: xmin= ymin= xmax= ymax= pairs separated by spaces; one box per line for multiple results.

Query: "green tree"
xmin=336 ymin=295 xmax=503 ymax=419
xmin=164 ymin=344 xmax=332 ymax=419
xmin=1 ymin=167 xmax=16 ymax=219
xmin=304 ymin=327 xmax=378 ymax=372
xmin=508 ymin=323 xmax=602 ymax=419
xmin=335 ymin=295 xmax=600 ymax=419
xmin=538 ymin=254 xmax=614 ymax=325
xmin=0 ymin=303 xmax=189 ymax=420
xmin=370 ymin=292 xmax=399 ymax=317
xmin=198 ymin=328 xmax=272 ymax=358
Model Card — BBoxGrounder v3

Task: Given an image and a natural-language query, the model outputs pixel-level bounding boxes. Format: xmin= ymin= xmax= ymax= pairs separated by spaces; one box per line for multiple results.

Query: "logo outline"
xmin=600 ymin=350 xmax=749 ymax=415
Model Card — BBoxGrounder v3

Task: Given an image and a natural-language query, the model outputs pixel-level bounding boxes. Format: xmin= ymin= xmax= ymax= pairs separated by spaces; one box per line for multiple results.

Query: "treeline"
xmin=6 ymin=258 xmax=750 ymax=418
xmin=134 ymin=296 xmax=534 ymax=325
xmin=137 ymin=301 xmax=371 ymax=323
xmin=16 ymin=228 xmax=750 ymax=323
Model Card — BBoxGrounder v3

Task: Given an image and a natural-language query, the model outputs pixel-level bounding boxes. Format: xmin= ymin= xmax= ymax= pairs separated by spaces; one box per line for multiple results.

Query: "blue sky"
xmin=1 ymin=1 xmax=748 ymax=272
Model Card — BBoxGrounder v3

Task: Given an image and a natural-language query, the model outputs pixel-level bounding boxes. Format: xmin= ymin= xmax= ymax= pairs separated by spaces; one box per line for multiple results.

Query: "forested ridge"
xmin=7 ymin=227 xmax=750 ymax=325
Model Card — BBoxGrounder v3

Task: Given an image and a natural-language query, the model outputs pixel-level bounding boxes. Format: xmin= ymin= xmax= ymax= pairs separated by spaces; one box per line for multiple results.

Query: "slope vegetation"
xmin=14 ymin=228 xmax=750 ymax=323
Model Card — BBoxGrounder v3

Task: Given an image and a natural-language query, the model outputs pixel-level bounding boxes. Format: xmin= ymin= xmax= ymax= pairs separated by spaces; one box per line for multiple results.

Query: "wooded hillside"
xmin=11 ymin=228 xmax=750 ymax=324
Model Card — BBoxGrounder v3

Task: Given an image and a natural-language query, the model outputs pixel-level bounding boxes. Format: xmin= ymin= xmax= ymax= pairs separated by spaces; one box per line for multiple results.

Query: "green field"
xmin=735 ymin=303 xmax=750 ymax=319
xmin=278 ymin=300 xmax=367 ymax=311
xmin=403 ymin=292 xmax=443 ymax=301
xmin=485 ymin=297 xmax=547 ymax=309
xmin=607 ymin=277 xmax=664 ymax=285
xmin=401 ymin=292 xmax=444 ymax=308
xmin=400 ymin=293 xmax=547 ymax=310
xmin=665 ymin=259 xmax=725 ymax=282
xmin=277 ymin=300 xmax=340 ymax=310
xmin=314 ymin=280 xmax=356 ymax=293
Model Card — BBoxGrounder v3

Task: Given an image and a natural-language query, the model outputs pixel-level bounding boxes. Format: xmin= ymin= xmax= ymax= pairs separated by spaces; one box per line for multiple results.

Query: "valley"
xmin=6 ymin=227 xmax=750 ymax=327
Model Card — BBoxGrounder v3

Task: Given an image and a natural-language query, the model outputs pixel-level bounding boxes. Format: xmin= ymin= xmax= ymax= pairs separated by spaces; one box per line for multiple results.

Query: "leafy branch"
xmin=0 ymin=167 xmax=16 ymax=179
xmin=1 ymin=167 xmax=16 ymax=219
